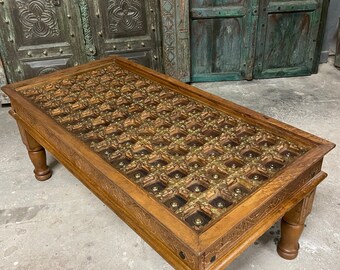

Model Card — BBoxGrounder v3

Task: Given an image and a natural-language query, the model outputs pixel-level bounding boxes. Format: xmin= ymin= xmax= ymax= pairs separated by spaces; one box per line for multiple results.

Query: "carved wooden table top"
xmin=2 ymin=56 xmax=335 ymax=270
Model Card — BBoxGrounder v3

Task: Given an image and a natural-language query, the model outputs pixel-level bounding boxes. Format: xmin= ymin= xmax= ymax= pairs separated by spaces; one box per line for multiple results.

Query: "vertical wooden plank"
xmin=191 ymin=20 xmax=212 ymax=76
xmin=334 ymin=18 xmax=340 ymax=68
xmin=312 ymin=0 xmax=329 ymax=71
xmin=160 ymin=0 xmax=190 ymax=82
xmin=0 ymin=55 xmax=9 ymax=105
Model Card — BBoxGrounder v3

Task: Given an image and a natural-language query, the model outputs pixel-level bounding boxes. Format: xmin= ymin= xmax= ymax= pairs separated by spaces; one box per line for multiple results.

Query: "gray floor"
xmin=0 ymin=59 xmax=339 ymax=270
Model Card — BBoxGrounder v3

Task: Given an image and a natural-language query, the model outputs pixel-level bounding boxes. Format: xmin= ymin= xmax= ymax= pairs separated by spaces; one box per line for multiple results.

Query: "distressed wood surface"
xmin=335 ymin=17 xmax=340 ymax=68
xmin=190 ymin=0 xmax=258 ymax=82
xmin=160 ymin=0 xmax=190 ymax=81
xmin=0 ymin=0 xmax=163 ymax=84
xmin=0 ymin=0 xmax=88 ymax=83
xmin=254 ymin=0 xmax=323 ymax=79
xmin=85 ymin=0 xmax=163 ymax=72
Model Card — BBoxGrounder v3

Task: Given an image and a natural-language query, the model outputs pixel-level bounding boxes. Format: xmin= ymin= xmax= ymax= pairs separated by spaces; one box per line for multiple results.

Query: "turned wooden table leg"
xmin=277 ymin=189 xmax=316 ymax=260
xmin=17 ymin=122 xmax=52 ymax=181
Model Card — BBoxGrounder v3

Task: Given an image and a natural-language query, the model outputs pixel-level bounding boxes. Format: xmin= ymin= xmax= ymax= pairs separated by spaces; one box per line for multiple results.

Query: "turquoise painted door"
xmin=190 ymin=0 xmax=259 ymax=82
xmin=254 ymin=0 xmax=323 ymax=78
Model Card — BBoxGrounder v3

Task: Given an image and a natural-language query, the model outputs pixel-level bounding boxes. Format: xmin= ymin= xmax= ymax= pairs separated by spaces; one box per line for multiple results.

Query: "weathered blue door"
xmin=190 ymin=0 xmax=259 ymax=82
xmin=254 ymin=0 xmax=324 ymax=78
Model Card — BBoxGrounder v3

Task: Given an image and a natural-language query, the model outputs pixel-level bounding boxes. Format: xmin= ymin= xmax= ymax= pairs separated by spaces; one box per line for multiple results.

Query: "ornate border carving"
xmin=78 ymin=0 xmax=96 ymax=60
xmin=202 ymin=160 xmax=323 ymax=267
xmin=160 ymin=0 xmax=190 ymax=82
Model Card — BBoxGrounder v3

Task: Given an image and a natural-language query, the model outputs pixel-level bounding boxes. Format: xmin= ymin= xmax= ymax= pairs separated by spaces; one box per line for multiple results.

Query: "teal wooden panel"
xmin=191 ymin=18 xmax=242 ymax=80
xmin=190 ymin=0 xmax=258 ymax=82
xmin=254 ymin=0 xmax=322 ymax=79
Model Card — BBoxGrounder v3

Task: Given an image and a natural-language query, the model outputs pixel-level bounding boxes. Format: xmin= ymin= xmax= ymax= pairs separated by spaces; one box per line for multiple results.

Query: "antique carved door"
xmin=189 ymin=0 xmax=258 ymax=82
xmin=0 ymin=0 xmax=87 ymax=83
xmin=85 ymin=0 xmax=163 ymax=72
xmin=254 ymin=0 xmax=324 ymax=78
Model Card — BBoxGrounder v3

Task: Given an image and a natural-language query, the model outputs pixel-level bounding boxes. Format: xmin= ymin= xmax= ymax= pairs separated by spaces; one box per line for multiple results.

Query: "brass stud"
xmin=235 ymin=188 xmax=242 ymax=194
xmin=43 ymin=50 xmax=48 ymax=56
xmin=135 ymin=173 xmax=141 ymax=179
xmin=27 ymin=51 xmax=32 ymax=57
xmin=98 ymin=31 xmax=103 ymax=37
xmin=127 ymin=43 xmax=131 ymax=49
xmin=141 ymin=42 xmax=145 ymax=47
xmin=193 ymin=163 xmax=199 ymax=169
xmin=152 ymin=186 xmax=158 ymax=192
xmin=70 ymin=33 xmax=75 ymax=37
xmin=59 ymin=48 xmax=63 ymax=54
xmin=217 ymin=202 xmax=225 ymax=208
xmin=113 ymin=45 xmax=117 ymax=50
xmin=194 ymin=218 xmax=203 ymax=226
xmin=171 ymin=202 xmax=178 ymax=208
xmin=194 ymin=186 xmax=201 ymax=193
xmin=67 ymin=14 xmax=71 ymax=19
xmin=253 ymin=175 xmax=259 ymax=180
xmin=174 ymin=173 xmax=180 ymax=179
xmin=212 ymin=174 xmax=219 ymax=179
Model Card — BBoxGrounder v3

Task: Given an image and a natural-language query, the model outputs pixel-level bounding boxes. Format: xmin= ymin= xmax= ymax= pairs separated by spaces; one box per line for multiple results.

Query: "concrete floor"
xmin=0 ymin=59 xmax=339 ymax=270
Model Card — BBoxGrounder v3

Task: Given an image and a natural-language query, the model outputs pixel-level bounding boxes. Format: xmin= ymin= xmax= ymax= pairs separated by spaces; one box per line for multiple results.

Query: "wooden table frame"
xmin=2 ymin=56 xmax=335 ymax=270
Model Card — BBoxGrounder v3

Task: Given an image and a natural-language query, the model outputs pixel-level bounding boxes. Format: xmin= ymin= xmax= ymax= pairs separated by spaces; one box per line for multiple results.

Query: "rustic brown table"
xmin=2 ymin=56 xmax=334 ymax=270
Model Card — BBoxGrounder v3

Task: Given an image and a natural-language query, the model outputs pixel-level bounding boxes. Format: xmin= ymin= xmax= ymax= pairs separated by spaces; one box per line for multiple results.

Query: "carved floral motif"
xmin=109 ymin=0 xmax=144 ymax=34
xmin=16 ymin=0 xmax=59 ymax=39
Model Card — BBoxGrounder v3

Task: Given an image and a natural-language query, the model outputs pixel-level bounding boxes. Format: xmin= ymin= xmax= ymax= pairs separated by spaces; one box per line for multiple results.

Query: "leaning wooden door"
xmin=190 ymin=0 xmax=259 ymax=82
xmin=0 ymin=0 xmax=87 ymax=83
xmin=254 ymin=0 xmax=323 ymax=78
xmin=85 ymin=0 xmax=163 ymax=72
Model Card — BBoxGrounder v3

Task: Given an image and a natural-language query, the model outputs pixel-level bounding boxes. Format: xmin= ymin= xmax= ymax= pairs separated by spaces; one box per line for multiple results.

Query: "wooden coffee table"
xmin=2 ymin=56 xmax=334 ymax=270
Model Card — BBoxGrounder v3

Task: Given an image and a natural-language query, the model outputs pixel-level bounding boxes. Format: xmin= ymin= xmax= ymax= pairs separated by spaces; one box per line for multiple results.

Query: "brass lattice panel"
xmin=18 ymin=64 xmax=309 ymax=232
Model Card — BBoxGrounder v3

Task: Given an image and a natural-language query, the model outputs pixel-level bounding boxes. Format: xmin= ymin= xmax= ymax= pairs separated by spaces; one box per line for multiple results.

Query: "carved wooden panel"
xmin=0 ymin=0 xmax=87 ymax=83
xmin=160 ymin=0 xmax=190 ymax=81
xmin=254 ymin=0 xmax=323 ymax=78
xmin=18 ymin=62 xmax=310 ymax=232
xmin=85 ymin=0 xmax=163 ymax=71
xmin=190 ymin=0 xmax=257 ymax=82
xmin=16 ymin=0 xmax=60 ymax=40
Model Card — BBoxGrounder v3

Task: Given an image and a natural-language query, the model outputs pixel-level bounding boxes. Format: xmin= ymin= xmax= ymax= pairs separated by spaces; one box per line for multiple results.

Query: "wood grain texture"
xmin=335 ymin=17 xmax=340 ymax=68
xmin=190 ymin=0 xmax=256 ymax=82
xmin=254 ymin=0 xmax=323 ymax=79
xmin=2 ymin=55 xmax=335 ymax=269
